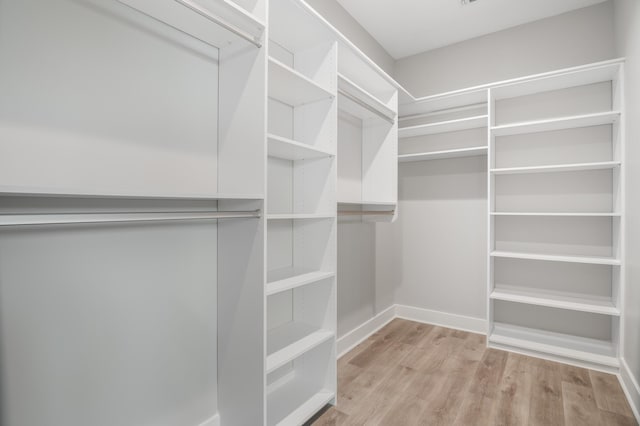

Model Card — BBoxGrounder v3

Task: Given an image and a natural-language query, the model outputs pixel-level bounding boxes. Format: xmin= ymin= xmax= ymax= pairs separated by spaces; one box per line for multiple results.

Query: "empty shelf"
xmin=491 ymin=161 xmax=620 ymax=175
xmin=266 ymin=322 xmax=334 ymax=373
xmin=491 ymin=111 xmax=620 ymax=136
xmin=489 ymin=322 xmax=619 ymax=368
xmin=491 ymin=212 xmax=621 ymax=217
xmin=399 ymin=115 xmax=487 ymax=138
xmin=268 ymin=134 xmax=334 ymax=160
xmin=267 ymin=380 xmax=334 ymax=426
xmin=398 ymin=146 xmax=487 ymax=162
xmin=269 ymin=58 xmax=334 ymax=106
xmin=491 ymin=285 xmax=619 ymax=316
xmin=267 ymin=213 xmax=334 ymax=220
xmin=490 ymin=251 xmax=620 ymax=266
xmin=266 ymin=268 xmax=335 ymax=296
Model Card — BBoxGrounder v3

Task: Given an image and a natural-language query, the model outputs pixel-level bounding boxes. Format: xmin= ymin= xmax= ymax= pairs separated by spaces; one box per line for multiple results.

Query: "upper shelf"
xmin=491 ymin=60 xmax=622 ymax=100
xmin=400 ymin=115 xmax=487 ymax=138
xmin=398 ymin=146 xmax=487 ymax=162
xmin=118 ymin=0 xmax=265 ymax=49
xmin=491 ymin=161 xmax=621 ymax=175
xmin=268 ymin=58 xmax=334 ymax=107
xmin=492 ymin=111 xmax=620 ymax=137
xmin=267 ymin=134 xmax=334 ymax=160
xmin=338 ymin=74 xmax=396 ymax=123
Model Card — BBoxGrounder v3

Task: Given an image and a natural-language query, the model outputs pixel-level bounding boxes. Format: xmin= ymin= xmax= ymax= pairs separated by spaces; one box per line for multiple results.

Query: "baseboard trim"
xmin=395 ymin=304 xmax=486 ymax=334
xmin=619 ymin=358 xmax=640 ymax=423
xmin=198 ymin=413 xmax=220 ymax=426
xmin=337 ymin=305 xmax=396 ymax=358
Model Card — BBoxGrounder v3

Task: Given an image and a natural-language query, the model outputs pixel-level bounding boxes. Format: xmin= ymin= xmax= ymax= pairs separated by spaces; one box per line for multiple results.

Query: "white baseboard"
xmin=198 ymin=413 xmax=220 ymax=426
xmin=395 ymin=304 xmax=486 ymax=334
xmin=619 ymin=358 xmax=640 ymax=423
xmin=337 ymin=305 xmax=396 ymax=358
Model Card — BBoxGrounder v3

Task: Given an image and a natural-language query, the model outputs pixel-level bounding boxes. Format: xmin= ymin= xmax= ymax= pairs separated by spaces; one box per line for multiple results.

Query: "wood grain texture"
xmin=309 ymin=319 xmax=637 ymax=426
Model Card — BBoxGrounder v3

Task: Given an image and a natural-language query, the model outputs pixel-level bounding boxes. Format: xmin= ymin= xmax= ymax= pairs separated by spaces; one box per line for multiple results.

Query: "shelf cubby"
xmin=267 ymin=322 xmax=334 ymax=373
xmin=269 ymin=57 xmax=334 ymax=107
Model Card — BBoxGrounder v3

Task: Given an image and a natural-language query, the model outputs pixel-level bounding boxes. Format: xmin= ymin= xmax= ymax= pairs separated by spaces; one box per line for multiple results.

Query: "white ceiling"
xmin=335 ymin=0 xmax=608 ymax=59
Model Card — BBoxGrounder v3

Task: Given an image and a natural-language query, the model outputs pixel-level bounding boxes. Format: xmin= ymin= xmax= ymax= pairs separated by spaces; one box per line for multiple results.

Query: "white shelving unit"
xmin=266 ymin=0 xmax=338 ymax=423
xmin=398 ymin=90 xmax=488 ymax=163
xmin=487 ymin=59 xmax=625 ymax=372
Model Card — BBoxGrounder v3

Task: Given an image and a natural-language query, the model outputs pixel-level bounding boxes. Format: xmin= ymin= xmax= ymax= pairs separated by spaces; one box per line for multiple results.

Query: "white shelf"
xmin=0 ymin=185 xmax=265 ymax=200
xmin=118 ymin=0 xmax=265 ymax=49
xmin=266 ymin=322 xmax=334 ymax=374
xmin=491 ymin=285 xmax=619 ymax=316
xmin=267 ymin=213 xmax=334 ymax=220
xmin=399 ymin=115 xmax=487 ymax=138
xmin=338 ymin=74 xmax=396 ymax=122
xmin=491 ymin=161 xmax=620 ymax=175
xmin=489 ymin=322 xmax=619 ymax=368
xmin=338 ymin=200 xmax=396 ymax=207
xmin=490 ymin=251 xmax=620 ymax=266
xmin=398 ymin=146 xmax=487 ymax=162
xmin=268 ymin=58 xmax=334 ymax=106
xmin=266 ymin=268 xmax=335 ymax=296
xmin=491 ymin=111 xmax=620 ymax=136
xmin=267 ymin=380 xmax=334 ymax=426
xmin=267 ymin=134 xmax=334 ymax=160
xmin=491 ymin=212 xmax=621 ymax=217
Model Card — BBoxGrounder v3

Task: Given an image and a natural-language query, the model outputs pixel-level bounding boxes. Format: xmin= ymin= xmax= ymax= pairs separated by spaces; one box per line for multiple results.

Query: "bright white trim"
xmin=619 ymin=358 xmax=640 ymax=423
xmin=395 ymin=304 xmax=486 ymax=334
xmin=337 ymin=305 xmax=396 ymax=358
xmin=198 ymin=413 xmax=220 ymax=426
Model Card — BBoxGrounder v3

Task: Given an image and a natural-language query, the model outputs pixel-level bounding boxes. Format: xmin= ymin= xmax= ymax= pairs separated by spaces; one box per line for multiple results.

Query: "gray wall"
xmin=304 ymin=0 xmax=395 ymax=76
xmin=615 ymin=0 xmax=640 ymax=406
xmin=378 ymin=2 xmax=618 ymax=324
xmin=395 ymin=1 xmax=615 ymax=97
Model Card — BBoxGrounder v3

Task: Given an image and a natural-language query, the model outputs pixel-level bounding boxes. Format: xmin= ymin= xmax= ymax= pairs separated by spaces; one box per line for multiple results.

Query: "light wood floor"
xmin=310 ymin=319 xmax=637 ymax=426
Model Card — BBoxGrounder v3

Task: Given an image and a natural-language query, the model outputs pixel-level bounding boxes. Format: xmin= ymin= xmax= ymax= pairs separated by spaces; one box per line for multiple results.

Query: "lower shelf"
xmin=266 ymin=267 xmax=335 ymax=296
xmin=268 ymin=378 xmax=334 ymax=426
xmin=489 ymin=322 xmax=619 ymax=369
xmin=267 ymin=322 xmax=334 ymax=374
xmin=490 ymin=285 xmax=619 ymax=316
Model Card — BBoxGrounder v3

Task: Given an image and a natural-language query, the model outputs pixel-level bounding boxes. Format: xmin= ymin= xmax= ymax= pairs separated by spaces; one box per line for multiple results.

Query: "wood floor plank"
xmin=562 ymin=382 xmax=600 ymax=426
xmin=560 ymin=363 xmax=592 ymax=388
xmin=452 ymin=348 xmax=508 ymax=425
xmin=590 ymin=370 xmax=636 ymax=418
xmin=376 ymin=394 xmax=425 ymax=426
xmin=598 ymin=409 xmax=639 ymax=426
xmin=493 ymin=353 xmax=532 ymax=426
xmin=398 ymin=321 xmax=435 ymax=346
xmin=529 ymin=359 xmax=565 ymax=426
xmin=307 ymin=407 xmax=348 ymax=426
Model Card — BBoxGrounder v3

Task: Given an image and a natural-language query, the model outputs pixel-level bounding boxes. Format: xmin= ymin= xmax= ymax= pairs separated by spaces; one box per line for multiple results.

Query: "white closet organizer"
xmin=487 ymin=60 xmax=625 ymax=371
xmin=337 ymin=69 xmax=398 ymax=216
xmin=266 ymin=0 xmax=338 ymax=424
xmin=0 ymin=0 xmax=267 ymax=425
xmin=398 ymin=89 xmax=488 ymax=163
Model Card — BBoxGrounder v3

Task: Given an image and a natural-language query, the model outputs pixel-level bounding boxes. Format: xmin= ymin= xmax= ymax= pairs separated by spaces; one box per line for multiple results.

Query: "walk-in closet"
xmin=0 ymin=0 xmax=639 ymax=425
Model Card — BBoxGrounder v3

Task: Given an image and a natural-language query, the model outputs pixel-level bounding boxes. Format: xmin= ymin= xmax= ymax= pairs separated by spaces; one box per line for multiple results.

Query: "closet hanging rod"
xmin=173 ymin=0 xmax=263 ymax=47
xmin=338 ymin=89 xmax=395 ymax=124
xmin=338 ymin=210 xmax=395 ymax=216
xmin=0 ymin=210 xmax=261 ymax=226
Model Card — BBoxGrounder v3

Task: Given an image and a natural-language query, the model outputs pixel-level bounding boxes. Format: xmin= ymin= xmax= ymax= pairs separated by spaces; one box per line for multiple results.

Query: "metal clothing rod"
xmin=0 ymin=210 xmax=261 ymax=227
xmin=338 ymin=210 xmax=395 ymax=216
xmin=173 ymin=0 xmax=263 ymax=48
xmin=338 ymin=89 xmax=395 ymax=124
